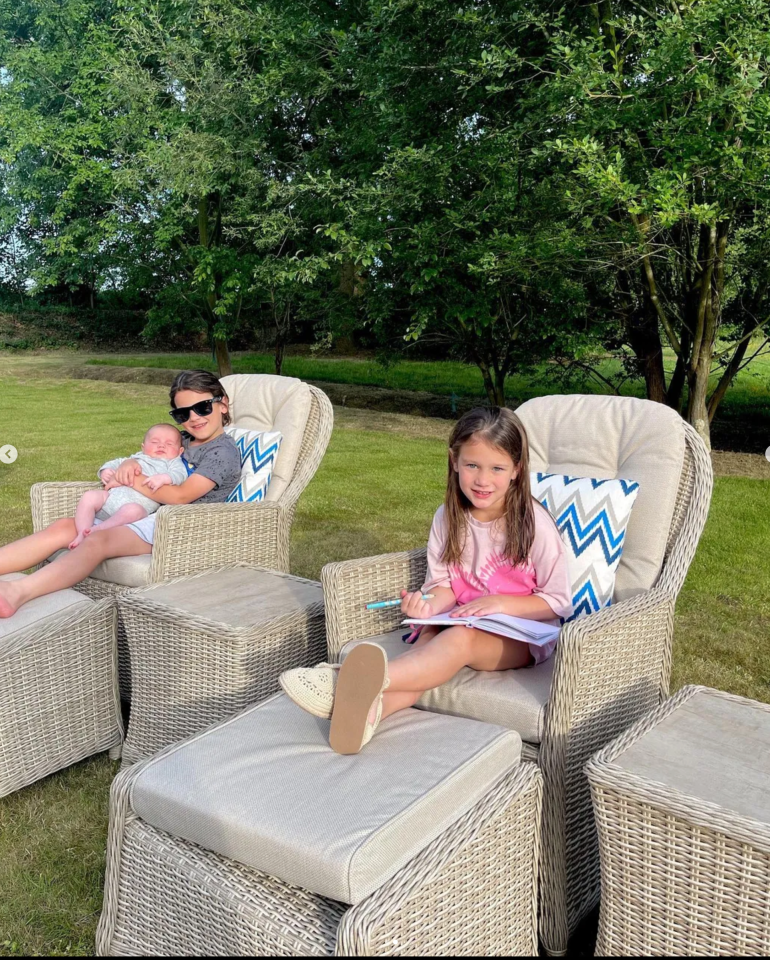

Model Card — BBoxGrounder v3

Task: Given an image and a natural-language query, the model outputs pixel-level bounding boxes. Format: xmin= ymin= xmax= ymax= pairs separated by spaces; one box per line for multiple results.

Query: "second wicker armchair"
xmin=31 ymin=374 xmax=334 ymax=698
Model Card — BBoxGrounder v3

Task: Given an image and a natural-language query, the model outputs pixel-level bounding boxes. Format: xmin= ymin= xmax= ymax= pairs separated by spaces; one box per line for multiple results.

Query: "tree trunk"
xmin=707 ymin=315 xmax=756 ymax=422
xmin=275 ymin=338 xmax=285 ymax=376
xmin=214 ymin=338 xmax=233 ymax=378
xmin=493 ymin=366 xmax=506 ymax=406
xmin=686 ymin=359 xmax=711 ymax=449
xmin=667 ymin=327 xmax=690 ymax=414
xmin=625 ymin=301 xmax=667 ymax=403
xmin=199 ymin=194 xmax=232 ymax=378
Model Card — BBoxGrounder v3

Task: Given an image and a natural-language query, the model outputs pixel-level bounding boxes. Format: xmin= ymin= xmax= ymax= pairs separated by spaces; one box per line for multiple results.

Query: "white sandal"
xmin=279 ymin=663 xmax=341 ymax=719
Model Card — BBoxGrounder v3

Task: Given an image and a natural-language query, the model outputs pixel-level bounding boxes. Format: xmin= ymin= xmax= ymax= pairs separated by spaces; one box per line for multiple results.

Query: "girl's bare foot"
xmin=0 ymin=580 xmax=22 ymax=618
xmin=68 ymin=529 xmax=91 ymax=550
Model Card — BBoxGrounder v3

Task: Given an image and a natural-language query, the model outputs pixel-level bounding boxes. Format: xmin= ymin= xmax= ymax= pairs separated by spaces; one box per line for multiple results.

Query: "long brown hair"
xmin=443 ymin=407 xmax=535 ymax=567
xmin=169 ymin=370 xmax=232 ymax=426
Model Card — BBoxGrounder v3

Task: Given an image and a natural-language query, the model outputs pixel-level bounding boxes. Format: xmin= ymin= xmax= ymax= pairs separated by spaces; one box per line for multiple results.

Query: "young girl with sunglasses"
xmin=281 ymin=406 xmax=574 ymax=755
xmin=0 ymin=370 xmax=240 ymax=618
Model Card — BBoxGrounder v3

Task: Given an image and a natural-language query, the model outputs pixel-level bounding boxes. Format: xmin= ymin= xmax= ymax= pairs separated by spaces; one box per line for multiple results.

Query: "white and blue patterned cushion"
xmin=531 ymin=472 xmax=640 ymax=623
xmin=225 ymin=427 xmax=283 ymax=504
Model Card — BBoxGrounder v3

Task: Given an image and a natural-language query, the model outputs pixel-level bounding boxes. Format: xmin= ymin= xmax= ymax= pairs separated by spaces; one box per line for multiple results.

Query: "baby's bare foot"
xmin=68 ymin=530 xmax=90 ymax=550
xmin=0 ymin=581 xmax=22 ymax=619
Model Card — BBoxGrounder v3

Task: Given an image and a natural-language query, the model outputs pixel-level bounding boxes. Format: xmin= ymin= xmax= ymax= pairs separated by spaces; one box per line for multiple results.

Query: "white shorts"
xmin=126 ymin=515 xmax=157 ymax=545
xmin=92 ymin=514 xmax=157 ymax=546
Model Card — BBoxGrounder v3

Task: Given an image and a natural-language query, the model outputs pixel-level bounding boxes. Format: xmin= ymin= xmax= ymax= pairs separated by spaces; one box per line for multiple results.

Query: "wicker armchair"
xmin=31 ymin=375 xmax=334 ymax=697
xmin=321 ymin=395 xmax=713 ymax=957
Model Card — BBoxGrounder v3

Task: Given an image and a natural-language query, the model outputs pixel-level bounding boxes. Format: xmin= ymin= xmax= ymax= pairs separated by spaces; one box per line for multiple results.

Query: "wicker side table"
xmin=586 ymin=685 xmax=770 ymax=957
xmin=119 ymin=564 xmax=326 ymax=766
xmin=0 ymin=574 xmax=123 ymax=797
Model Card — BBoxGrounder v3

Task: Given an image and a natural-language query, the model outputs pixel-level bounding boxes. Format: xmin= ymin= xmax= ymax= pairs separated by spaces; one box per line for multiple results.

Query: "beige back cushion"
xmin=220 ymin=374 xmax=312 ymax=502
xmin=517 ymin=395 xmax=686 ymax=601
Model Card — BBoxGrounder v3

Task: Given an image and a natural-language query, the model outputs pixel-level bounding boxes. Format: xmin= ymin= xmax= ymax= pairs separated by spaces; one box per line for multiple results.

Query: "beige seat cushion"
xmin=48 ymin=550 xmax=153 ymax=589
xmin=0 ymin=573 xmax=92 ymax=651
xmin=517 ymin=394 xmax=686 ymax=601
xmin=132 ymin=692 xmax=522 ymax=904
xmin=129 ymin=566 xmax=322 ymax=626
xmin=220 ymin=374 xmax=313 ymax=502
xmin=615 ymin=690 xmax=770 ymax=825
xmin=342 ymin=631 xmax=553 ymax=744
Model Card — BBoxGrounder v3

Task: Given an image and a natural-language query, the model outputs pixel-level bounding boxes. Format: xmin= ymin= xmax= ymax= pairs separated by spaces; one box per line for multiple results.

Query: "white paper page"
xmin=474 ymin=613 xmax=560 ymax=639
xmin=401 ymin=610 xmax=560 ymax=645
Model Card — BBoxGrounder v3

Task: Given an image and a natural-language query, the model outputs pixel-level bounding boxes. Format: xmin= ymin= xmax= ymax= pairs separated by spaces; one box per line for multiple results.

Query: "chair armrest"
xmin=322 ymin=548 xmax=428 ymax=660
xmin=545 ymin=586 xmax=676 ymax=748
xmin=149 ymin=500 xmax=290 ymax=582
xmin=30 ymin=481 xmax=102 ymax=532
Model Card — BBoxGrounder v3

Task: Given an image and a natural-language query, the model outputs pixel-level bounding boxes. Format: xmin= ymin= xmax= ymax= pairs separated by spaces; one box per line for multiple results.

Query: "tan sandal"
xmin=329 ymin=643 xmax=389 ymax=755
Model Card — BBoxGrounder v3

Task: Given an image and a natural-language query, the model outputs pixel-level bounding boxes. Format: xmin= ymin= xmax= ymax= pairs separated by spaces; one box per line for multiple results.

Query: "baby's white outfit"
xmin=96 ymin=452 xmax=189 ymax=519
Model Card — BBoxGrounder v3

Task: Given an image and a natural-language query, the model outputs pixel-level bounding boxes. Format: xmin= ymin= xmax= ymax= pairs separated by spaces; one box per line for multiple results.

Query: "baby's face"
xmin=143 ymin=428 xmax=184 ymax=460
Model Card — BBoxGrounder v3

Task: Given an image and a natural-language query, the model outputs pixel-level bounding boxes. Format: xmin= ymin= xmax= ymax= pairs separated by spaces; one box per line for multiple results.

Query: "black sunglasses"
xmin=169 ymin=396 xmax=224 ymax=425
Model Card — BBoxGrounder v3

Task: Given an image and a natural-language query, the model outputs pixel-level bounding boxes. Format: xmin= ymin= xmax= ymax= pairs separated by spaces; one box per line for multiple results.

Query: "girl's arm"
xmin=131 ymin=472 xmax=215 ymax=505
xmin=451 ymin=594 xmax=558 ymax=621
xmin=101 ymin=457 xmax=142 ymax=488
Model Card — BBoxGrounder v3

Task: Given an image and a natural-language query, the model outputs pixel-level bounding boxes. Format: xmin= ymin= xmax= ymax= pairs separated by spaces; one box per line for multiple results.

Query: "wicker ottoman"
xmin=119 ymin=565 xmax=326 ymax=767
xmin=0 ymin=573 xmax=123 ymax=797
xmin=97 ymin=694 xmax=542 ymax=956
xmin=586 ymin=685 xmax=770 ymax=957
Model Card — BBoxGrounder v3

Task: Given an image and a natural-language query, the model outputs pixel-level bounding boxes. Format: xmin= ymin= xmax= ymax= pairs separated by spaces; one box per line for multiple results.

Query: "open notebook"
xmin=402 ymin=611 xmax=560 ymax=647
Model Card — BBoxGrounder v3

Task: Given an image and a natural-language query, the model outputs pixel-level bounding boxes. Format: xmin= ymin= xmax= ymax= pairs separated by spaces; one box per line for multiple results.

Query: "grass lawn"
xmin=86 ymin=345 xmax=770 ymax=453
xmin=0 ymin=374 xmax=768 ymax=955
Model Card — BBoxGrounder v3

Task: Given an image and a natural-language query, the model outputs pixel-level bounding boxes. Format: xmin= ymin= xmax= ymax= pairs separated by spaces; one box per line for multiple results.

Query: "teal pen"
xmin=366 ymin=594 xmax=434 ymax=610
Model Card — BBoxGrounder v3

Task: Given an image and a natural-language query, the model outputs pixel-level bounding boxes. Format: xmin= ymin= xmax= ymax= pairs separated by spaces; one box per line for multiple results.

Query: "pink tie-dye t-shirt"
xmin=423 ymin=501 xmax=574 ymax=663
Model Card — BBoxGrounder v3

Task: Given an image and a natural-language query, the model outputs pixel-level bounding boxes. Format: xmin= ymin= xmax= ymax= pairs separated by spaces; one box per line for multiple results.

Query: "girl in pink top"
xmin=406 ymin=406 xmax=573 ymax=666
xmin=281 ymin=406 xmax=573 ymax=755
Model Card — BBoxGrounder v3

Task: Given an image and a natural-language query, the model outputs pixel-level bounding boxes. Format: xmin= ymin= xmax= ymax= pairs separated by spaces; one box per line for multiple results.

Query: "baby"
xmin=68 ymin=424 xmax=189 ymax=549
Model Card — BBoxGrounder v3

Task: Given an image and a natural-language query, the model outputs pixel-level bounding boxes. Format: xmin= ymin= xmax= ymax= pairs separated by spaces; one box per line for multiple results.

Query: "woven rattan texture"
xmin=30 ymin=383 xmax=334 ymax=701
xmin=72 ymin=576 xmax=133 ymax=698
xmin=97 ymin=754 xmax=541 ymax=957
xmin=119 ymin=565 xmax=327 ymax=767
xmin=0 ymin=598 xmax=123 ymax=797
xmin=323 ymin=550 xmax=429 ymax=659
xmin=321 ymin=419 xmax=712 ymax=956
xmin=587 ymin=686 xmax=770 ymax=957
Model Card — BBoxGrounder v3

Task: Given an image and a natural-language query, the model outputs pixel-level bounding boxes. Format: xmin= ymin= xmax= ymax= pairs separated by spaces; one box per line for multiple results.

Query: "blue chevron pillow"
xmin=531 ymin=472 xmax=640 ymax=623
xmin=224 ymin=427 xmax=283 ymax=504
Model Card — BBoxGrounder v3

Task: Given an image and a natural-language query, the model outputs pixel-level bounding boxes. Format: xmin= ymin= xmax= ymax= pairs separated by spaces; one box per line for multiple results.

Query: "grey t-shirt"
xmin=182 ymin=433 xmax=242 ymax=504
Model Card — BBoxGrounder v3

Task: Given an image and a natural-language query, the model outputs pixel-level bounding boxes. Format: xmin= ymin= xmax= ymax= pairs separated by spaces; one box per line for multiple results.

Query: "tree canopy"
xmin=2 ymin=0 xmax=769 ymax=445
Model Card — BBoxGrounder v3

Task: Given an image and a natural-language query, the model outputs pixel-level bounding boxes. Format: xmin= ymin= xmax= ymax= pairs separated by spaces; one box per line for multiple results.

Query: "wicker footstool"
xmin=97 ymin=694 xmax=542 ymax=956
xmin=119 ymin=565 xmax=325 ymax=766
xmin=587 ymin=685 xmax=770 ymax=957
xmin=0 ymin=573 xmax=123 ymax=797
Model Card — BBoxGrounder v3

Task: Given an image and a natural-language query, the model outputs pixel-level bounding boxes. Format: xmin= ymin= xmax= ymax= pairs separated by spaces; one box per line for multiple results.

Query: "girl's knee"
xmin=440 ymin=625 xmax=476 ymax=648
xmin=50 ymin=517 xmax=75 ymax=535
xmin=121 ymin=504 xmax=147 ymax=522
xmin=78 ymin=528 xmax=112 ymax=560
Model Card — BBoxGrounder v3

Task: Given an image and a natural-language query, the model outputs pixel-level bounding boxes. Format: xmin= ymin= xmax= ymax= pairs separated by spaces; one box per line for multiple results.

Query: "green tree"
xmin=505 ymin=0 xmax=770 ymax=447
xmin=299 ymin=0 xmax=596 ymax=405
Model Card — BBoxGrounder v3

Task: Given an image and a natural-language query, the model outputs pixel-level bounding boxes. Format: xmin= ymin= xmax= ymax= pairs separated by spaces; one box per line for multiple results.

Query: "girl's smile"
xmin=173 ymin=390 xmax=229 ymax=444
xmin=454 ymin=437 xmax=518 ymax=520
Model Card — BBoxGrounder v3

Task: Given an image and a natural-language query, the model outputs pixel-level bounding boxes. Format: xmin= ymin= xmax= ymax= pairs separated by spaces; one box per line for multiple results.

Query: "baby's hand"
xmin=451 ymin=596 xmax=509 ymax=618
xmin=100 ymin=468 xmax=115 ymax=488
xmin=401 ymin=589 xmax=434 ymax=621
xmin=143 ymin=473 xmax=172 ymax=492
